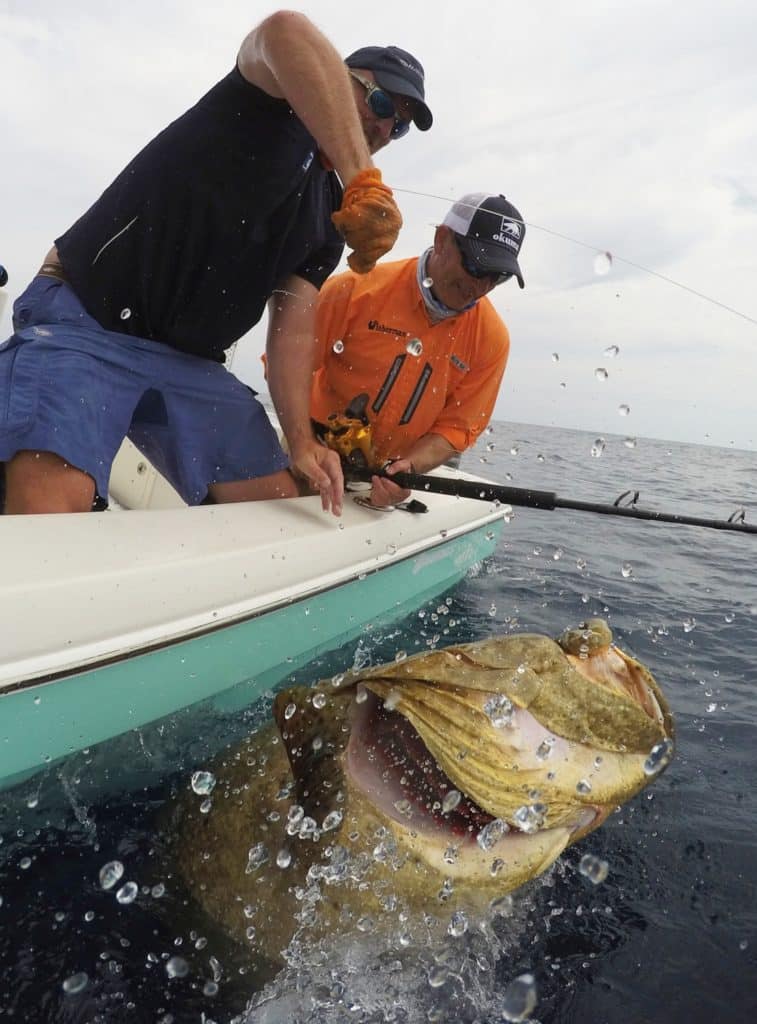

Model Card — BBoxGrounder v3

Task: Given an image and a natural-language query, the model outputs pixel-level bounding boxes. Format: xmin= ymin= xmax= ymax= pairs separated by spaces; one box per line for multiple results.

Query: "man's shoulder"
xmin=322 ymin=256 xmax=417 ymax=296
xmin=458 ymin=296 xmax=509 ymax=351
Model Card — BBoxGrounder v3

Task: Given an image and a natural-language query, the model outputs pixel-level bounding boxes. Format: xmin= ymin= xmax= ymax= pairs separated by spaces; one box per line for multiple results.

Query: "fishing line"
xmin=393 ymin=186 xmax=757 ymax=328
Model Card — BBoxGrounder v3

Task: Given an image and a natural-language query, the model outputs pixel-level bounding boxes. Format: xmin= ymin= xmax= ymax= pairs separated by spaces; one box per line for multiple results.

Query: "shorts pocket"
xmin=0 ymin=339 xmax=42 ymax=430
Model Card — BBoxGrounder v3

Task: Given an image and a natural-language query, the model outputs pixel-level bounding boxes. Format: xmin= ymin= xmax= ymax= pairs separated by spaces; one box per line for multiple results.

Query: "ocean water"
xmin=1 ymin=421 xmax=756 ymax=1023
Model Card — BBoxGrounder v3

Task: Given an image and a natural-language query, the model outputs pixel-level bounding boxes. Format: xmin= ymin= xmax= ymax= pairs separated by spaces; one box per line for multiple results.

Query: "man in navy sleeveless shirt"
xmin=0 ymin=11 xmax=432 ymax=516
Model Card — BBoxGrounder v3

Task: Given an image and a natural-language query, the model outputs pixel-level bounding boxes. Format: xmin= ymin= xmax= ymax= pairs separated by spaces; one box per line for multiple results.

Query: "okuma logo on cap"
xmin=493 ymin=217 xmax=521 ymax=244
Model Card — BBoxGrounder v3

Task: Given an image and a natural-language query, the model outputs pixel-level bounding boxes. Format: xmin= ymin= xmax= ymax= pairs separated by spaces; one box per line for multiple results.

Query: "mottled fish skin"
xmin=172 ymin=619 xmax=674 ymax=961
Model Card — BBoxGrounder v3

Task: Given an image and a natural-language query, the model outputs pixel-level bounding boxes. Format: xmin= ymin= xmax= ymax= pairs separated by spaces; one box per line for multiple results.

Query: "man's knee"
xmin=3 ymin=450 xmax=96 ymax=514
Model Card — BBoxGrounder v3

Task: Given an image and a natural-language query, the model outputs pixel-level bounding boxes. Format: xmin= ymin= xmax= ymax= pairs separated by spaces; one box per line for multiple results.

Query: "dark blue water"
xmin=1 ymin=422 xmax=755 ymax=1022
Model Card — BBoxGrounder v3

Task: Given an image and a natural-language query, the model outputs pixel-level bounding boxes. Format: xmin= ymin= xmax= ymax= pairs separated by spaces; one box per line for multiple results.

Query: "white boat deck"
xmin=1 ymin=473 xmax=506 ymax=691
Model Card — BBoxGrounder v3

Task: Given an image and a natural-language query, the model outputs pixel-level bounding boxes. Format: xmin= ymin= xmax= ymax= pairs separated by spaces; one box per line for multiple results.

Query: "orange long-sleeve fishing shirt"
xmin=311 ymin=257 xmax=510 ymax=464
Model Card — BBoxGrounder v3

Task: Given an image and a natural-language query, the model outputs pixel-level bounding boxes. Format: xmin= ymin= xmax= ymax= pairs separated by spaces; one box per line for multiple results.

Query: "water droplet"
xmin=483 ymin=694 xmax=514 ymax=728
xmin=373 ymin=837 xmax=398 ymax=863
xmin=393 ymin=798 xmax=413 ymax=818
xmin=618 ymin=404 xmax=631 ymax=416
xmin=332 ymin=339 xmax=344 ymax=354
xmin=513 ymin=803 xmax=547 ymax=833
xmin=706 ymin=702 xmax=717 ymax=713
xmin=488 ymin=603 xmax=497 ymax=617
xmin=428 ymin=965 xmax=448 ymax=988
xmin=322 ymin=810 xmax=343 ymax=832
xmin=683 ymin=616 xmax=696 ymax=633
xmin=576 ymin=779 xmax=592 ymax=796
xmin=490 ymin=894 xmax=513 ymax=916
xmin=535 ymin=738 xmax=554 ymax=761
xmin=724 ymin=611 xmax=735 ymax=623
xmin=191 ymin=771 xmax=216 ymax=796
xmin=442 ymin=789 xmax=462 ymax=814
xmin=643 ymin=738 xmax=674 ymax=776
xmin=593 ymin=251 xmax=613 ymax=276
xmin=422 ymin=275 xmax=434 ymax=288
xmin=594 ymin=367 xmax=609 ymax=381
xmin=386 ymin=543 xmax=397 ymax=556
xmin=99 ymin=860 xmax=125 ymax=891
xmin=623 ymin=436 xmax=637 ymax=449
xmin=166 ymin=956 xmax=189 ymax=979
xmin=510 ymin=445 xmax=519 ymax=456
xmin=115 ymin=881 xmax=138 ymax=905
xmin=406 ymin=338 xmax=423 ymax=357
xmin=579 ymin=854 xmax=609 ymax=884
xmin=394 ymin=649 xmax=407 ymax=663
xmin=477 ymin=818 xmax=509 ymax=851
xmin=576 ymin=557 xmax=587 ymax=570
xmin=501 ymin=972 xmax=538 ymax=1021
xmin=621 ymin=562 xmax=633 ymax=578
xmin=551 ymin=352 xmax=560 ymax=362
xmin=245 ymin=842 xmax=270 ymax=873
xmin=604 ymin=344 xmax=620 ymax=357
xmin=486 ymin=441 xmax=496 ymax=452
xmin=553 ymin=547 xmax=563 ymax=561
xmin=448 ymin=910 xmax=468 ymax=937
xmin=591 ymin=437 xmax=606 ymax=458
xmin=203 ymin=981 xmax=219 ymax=997
xmin=62 ymin=972 xmax=89 ymax=995
xmin=284 ymin=702 xmax=297 ymax=720
xmin=119 ymin=308 xmax=131 ymax=320
xmin=276 ymin=849 xmax=292 ymax=869
xmin=384 ymin=689 xmax=401 ymax=711
xmin=285 ymin=805 xmax=305 ymax=835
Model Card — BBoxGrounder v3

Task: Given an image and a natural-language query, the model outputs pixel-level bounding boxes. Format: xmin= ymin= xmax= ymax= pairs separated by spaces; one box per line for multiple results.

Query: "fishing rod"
xmin=346 ymin=465 xmax=756 ymax=536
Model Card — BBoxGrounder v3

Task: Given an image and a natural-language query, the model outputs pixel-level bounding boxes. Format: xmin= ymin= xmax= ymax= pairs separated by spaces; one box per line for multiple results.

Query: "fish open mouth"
xmin=347 ymin=688 xmax=503 ymax=841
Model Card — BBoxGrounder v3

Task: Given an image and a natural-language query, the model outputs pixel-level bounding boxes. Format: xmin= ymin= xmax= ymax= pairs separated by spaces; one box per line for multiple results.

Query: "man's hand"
xmin=332 ymin=169 xmax=402 ymax=273
xmin=291 ymin=440 xmax=344 ymax=516
xmin=370 ymin=458 xmax=413 ymax=507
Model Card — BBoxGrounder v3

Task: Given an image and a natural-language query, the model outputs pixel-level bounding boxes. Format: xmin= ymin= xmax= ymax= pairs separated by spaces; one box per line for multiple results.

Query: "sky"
xmin=1 ymin=0 xmax=756 ymax=451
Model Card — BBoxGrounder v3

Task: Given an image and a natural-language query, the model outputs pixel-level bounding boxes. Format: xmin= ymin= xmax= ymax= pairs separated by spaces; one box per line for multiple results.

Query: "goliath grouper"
xmin=172 ymin=619 xmax=674 ymax=962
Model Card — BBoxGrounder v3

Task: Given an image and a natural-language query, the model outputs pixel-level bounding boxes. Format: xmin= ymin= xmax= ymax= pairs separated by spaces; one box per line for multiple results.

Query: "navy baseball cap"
xmin=345 ymin=45 xmax=433 ymax=131
xmin=443 ymin=193 xmax=526 ymax=287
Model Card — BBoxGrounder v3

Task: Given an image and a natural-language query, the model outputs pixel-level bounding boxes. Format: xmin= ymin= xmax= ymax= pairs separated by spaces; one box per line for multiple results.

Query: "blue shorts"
xmin=0 ymin=277 xmax=288 ymax=504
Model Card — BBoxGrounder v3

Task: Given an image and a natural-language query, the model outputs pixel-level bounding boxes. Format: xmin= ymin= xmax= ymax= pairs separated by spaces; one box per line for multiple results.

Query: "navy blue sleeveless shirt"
xmin=55 ymin=67 xmax=344 ymax=360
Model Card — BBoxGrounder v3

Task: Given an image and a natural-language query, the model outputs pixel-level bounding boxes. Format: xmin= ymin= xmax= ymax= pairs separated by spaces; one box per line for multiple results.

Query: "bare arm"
xmin=238 ymin=10 xmax=372 ymax=185
xmin=266 ymin=275 xmax=343 ymax=515
xmin=370 ymin=433 xmax=458 ymax=507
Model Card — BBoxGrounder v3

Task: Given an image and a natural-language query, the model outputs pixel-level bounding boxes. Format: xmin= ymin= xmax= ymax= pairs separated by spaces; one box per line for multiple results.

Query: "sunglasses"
xmin=453 ymin=232 xmax=512 ymax=286
xmin=349 ymin=70 xmax=411 ymax=139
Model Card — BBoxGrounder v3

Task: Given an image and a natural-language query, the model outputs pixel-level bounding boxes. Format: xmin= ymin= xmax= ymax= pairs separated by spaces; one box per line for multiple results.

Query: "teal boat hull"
xmin=0 ymin=522 xmax=501 ymax=791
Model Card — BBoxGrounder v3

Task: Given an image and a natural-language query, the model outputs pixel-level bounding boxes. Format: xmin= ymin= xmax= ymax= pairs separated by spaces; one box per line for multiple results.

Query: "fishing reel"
xmin=320 ymin=393 xmax=378 ymax=471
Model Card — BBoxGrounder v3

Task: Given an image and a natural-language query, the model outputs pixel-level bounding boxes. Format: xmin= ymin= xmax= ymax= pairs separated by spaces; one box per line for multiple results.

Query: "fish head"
xmin=273 ymin=619 xmax=674 ymax=894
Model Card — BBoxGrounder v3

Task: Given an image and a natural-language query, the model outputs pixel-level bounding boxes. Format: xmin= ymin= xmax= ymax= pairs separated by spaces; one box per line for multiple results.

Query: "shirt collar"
xmin=416 ymin=249 xmax=477 ymax=322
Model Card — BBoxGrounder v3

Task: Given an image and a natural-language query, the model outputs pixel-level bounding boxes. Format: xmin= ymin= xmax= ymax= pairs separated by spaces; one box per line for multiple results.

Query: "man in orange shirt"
xmin=311 ymin=193 xmax=525 ymax=506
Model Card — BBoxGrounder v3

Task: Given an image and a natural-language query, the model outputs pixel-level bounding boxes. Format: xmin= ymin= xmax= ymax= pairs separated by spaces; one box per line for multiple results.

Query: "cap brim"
xmin=373 ymin=70 xmax=433 ymax=130
xmin=459 ymin=235 xmax=525 ymax=288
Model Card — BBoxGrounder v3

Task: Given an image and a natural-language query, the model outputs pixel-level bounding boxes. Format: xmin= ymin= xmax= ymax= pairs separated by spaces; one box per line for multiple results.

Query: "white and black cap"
xmin=443 ymin=193 xmax=525 ymax=287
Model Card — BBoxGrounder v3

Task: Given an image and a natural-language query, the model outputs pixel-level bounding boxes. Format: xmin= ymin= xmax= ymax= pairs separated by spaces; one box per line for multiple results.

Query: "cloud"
xmin=1 ymin=0 xmax=756 ymax=451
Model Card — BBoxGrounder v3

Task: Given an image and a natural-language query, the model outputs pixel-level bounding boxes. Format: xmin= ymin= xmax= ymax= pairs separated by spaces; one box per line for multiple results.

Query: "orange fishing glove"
xmin=331 ymin=168 xmax=403 ymax=274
